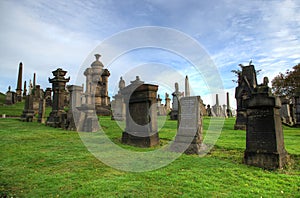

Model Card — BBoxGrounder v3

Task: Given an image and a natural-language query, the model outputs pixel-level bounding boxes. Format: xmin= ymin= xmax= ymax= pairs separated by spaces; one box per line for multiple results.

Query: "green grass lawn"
xmin=1 ymin=115 xmax=299 ymax=197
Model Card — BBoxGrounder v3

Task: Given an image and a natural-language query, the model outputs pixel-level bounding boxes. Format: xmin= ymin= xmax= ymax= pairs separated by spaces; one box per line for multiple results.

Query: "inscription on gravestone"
xmin=171 ymin=96 xmax=203 ymax=154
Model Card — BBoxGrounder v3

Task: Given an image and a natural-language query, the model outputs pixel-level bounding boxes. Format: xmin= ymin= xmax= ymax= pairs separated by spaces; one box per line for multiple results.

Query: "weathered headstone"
xmin=212 ymin=94 xmax=222 ymax=117
xmin=157 ymin=94 xmax=166 ymax=116
xmin=294 ymin=91 xmax=300 ymax=127
xmin=121 ymin=77 xmax=159 ymax=147
xmin=244 ymin=77 xmax=289 ymax=169
xmin=65 ymin=85 xmax=83 ymax=130
xmin=37 ymin=99 xmax=46 ymax=123
xmin=46 ymin=68 xmax=70 ymax=128
xmin=235 ymin=63 xmax=258 ymax=130
xmin=111 ymin=77 xmax=126 ymax=121
xmin=45 ymin=88 xmax=52 ymax=107
xmin=164 ymin=92 xmax=171 ymax=112
xmin=171 ymin=96 xmax=203 ymax=154
xmin=5 ymin=86 xmax=15 ymax=105
xmin=20 ymin=95 xmax=34 ymax=122
xmin=170 ymin=82 xmax=183 ymax=120
xmin=279 ymin=96 xmax=293 ymax=126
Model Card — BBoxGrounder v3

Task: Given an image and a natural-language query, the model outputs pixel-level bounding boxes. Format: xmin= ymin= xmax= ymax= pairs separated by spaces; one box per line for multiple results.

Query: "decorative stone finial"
xmin=95 ymin=54 xmax=101 ymax=61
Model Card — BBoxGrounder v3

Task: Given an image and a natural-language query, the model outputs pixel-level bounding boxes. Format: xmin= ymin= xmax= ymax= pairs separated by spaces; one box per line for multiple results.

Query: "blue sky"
xmin=0 ymin=0 xmax=299 ymax=107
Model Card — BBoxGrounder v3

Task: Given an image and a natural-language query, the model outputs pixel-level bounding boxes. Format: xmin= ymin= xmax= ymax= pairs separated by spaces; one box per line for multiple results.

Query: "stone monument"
xmin=226 ymin=92 xmax=233 ymax=117
xmin=234 ymin=63 xmax=258 ymax=130
xmin=164 ymin=92 xmax=171 ymax=112
xmin=171 ymin=96 xmax=203 ymax=154
xmin=170 ymin=82 xmax=183 ymax=120
xmin=121 ymin=76 xmax=159 ymax=147
xmin=65 ymin=85 xmax=83 ymax=130
xmin=244 ymin=77 xmax=289 ymax=169
xmin=15 ymin=62 xmax=23 ymax=102
xmin=185 ymin=75 xmax=190 ymax=97
xmin=5 ymin=86 xmax=16 ymax=105
xmin=279 ymin=96 xmax=293 ymax=126
xmin=157 ymin=94 xmax=166 ymax=116
xmin=20 ymin=95 xmax=34 ymax=122
xmin=212 ymin=94 xmax=222 ymax=117
xmin=111 ymin=77 xmax=126 ymax=121
xmin=46 ymin=68 xmax=70 ymax=128
xmin=37 ymin=99 xmax=46 ymax=123
xmin=45 ymin=88 xmax=52 ymax=107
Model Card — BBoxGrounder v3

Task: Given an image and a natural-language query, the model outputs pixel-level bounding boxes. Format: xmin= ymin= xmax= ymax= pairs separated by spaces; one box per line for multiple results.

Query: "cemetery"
xmin=0 ymin=58 xmax=299 ymax=197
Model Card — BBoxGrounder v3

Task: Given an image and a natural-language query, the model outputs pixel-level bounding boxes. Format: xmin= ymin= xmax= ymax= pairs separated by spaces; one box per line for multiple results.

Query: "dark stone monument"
xmin=121 ymin=76 xmax=159 ymax=147
xmin=170 ymin=82 xmax=183 ymax=120
xmin=46 ymin=68 xmax=70 ymax=128
xmin=294 ymin=91 xmax=300 ymax=127
xmin=206 ymin=104 xmax=212 ymax=116
xmin=244 ymin=77 xmax=289 ymax=169
xmin=20 ymin=95 xmax=34 ymax=122
xmin=23 ymin=80 xmax=27 ymax=98
xmin=15 ymin=62 xmax=23 ymax=102
xmin=33 ymin=85 xmax=44 ymax=114
xmin=37 ymin=99 xmax=46 ymax=123
xmin=171 ymin=96 xmax=203 ymax=154
xmin=45 ymin=88 xmax=52 ymax=107
xmin=234 ymin=63 xmax=258 ymax=130
xmin=226 ymin=92 xmax=233 ymax=117
xmin=185 ymin=75 xmax=190 ymax=97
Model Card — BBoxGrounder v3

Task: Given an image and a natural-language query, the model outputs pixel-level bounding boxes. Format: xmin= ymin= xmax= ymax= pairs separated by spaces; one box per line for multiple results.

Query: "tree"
xmin=271 ymin=63 xmax=300 ymax=98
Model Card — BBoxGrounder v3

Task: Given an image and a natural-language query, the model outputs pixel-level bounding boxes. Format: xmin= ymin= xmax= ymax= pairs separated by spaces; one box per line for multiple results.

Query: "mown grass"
xmin=1 ymin=115 xmax=299 ymax=197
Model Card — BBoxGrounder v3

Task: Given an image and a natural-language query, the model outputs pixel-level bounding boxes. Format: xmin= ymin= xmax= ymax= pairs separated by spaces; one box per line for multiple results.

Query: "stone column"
xmin=16 ymin=62 xmax=23 ymax=102
xmin=185 ymin=75 xmax=190 ymax=97
xmin=226 ymin=92 xmax=232 ymax=117
xmin=20 ymin=95 xmax=34 ymax=122
xmin=165 ymin=92 xmax=171 ymax=112
xmin=23 ymin=81 xmax=27 ymax=97
xmin=37 ymin=99 xmax=46 ymax=123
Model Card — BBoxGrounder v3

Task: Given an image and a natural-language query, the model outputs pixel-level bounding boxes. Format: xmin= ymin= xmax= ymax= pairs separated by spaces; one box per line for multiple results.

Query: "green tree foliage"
xmin=271 ymin=63 xmax=300 ymax=97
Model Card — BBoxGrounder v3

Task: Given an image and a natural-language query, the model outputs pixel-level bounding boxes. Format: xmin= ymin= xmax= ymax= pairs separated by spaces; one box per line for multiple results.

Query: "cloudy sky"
xmin=0 ymin=0 xmax=299 ymax=107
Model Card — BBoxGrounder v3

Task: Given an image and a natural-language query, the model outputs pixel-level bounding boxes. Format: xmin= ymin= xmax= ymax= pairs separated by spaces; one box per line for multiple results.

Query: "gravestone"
xmin=45 ymin=88 xmax=52 ymax=107
xmin=294 ymin=91 xmax=300 ymax=127
xmin=5 ymin=86 xmax=15 ymax=105
xmin=121 ymin=77 xmax=159 ymax=147
xmin=244 ymin=77 xmax=289 ymax=169
xmin=170 ymin=82 xmax=183 ymax=120
xmin=206 ymin=104 xmax=212 ymax=116
xmin=212 ymin=94 xmax=222 ymax=117
xmin=157 ymin=94 xmax=166 ymax=116
xmin=46 ymin=68 xmax=70 ymax=128
xmin=111 ymin=77 xmax=126 ymax=121
xmin=235 ymin=63 xmax=258 ymax=130
xmin=65 ymin=85 xmax=83 ymax=130
xmin=165 ymin=92 xmax=171 ymax=112
xmin=20 ymin=95 xmax=34 ymax=122
xmin=171 ymin=96 xmax=203 ymax=154
xmin=37 ymin=99 xmax=46 ymax=123
xmin=33 ymin=85 xmax=44 ymax=114
xmin=279 ymin=96 xmax=293 ymax=126
xmin=226 ymin=92 xmax=233 ymax=117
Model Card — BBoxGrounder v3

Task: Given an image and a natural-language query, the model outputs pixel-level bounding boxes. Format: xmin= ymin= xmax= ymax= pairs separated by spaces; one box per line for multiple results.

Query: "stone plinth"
xmin=244 ymin=85 xmax=289 ymax=169
xmin=121 ymin=81 xmax=159 ymax=147
xmin=65 ymin=85 xmax=83 ymax=131
xmin=171 ymin=96 xmax=203 ymax=154
xmin=20 ymin=95 xmax=34 ymax=122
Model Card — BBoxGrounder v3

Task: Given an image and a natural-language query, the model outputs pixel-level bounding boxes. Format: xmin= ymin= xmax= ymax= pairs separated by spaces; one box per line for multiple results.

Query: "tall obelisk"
xmin=16 ymin=62 xmax=23 ymax=102
xmin=185 ymin=75 xmax=190 ymax=97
